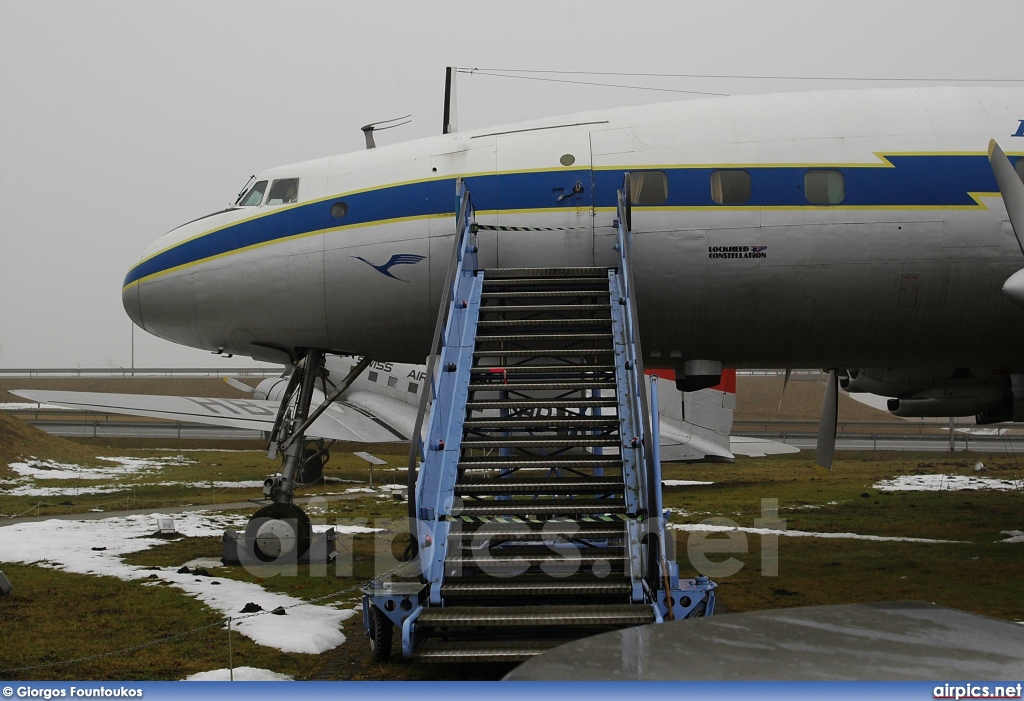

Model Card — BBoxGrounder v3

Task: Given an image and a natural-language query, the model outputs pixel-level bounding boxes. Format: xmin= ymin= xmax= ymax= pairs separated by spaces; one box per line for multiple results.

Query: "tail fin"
xmin=649 ymin=369 xmax=736 ymax=462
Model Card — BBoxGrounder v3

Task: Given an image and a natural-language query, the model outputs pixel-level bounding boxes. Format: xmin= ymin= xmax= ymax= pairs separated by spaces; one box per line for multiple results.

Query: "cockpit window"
xmin=239 ymin=180 xmax=267 ymax=206
xmin=266 ymin=178 xmax=300 ymax=205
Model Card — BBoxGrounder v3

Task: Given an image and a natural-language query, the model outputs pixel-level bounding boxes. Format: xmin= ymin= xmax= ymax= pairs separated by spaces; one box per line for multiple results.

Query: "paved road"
xmin=781 ymin=436 xmax=1024 ymax=453
xmin=0 ymin=492 xmax=374 ymax=526
xmin=30 ymin=420 xmax=1024 ymax=453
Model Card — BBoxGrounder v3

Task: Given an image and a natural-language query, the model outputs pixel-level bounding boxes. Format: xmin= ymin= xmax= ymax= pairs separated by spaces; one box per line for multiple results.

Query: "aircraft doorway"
xmin=493 ymin=128 xmax=594 ymax=268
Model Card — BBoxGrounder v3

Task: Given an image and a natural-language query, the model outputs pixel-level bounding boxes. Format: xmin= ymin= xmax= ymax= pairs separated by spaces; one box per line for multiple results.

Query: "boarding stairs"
xmin=362 ymin=178 xmax=715 ymax=663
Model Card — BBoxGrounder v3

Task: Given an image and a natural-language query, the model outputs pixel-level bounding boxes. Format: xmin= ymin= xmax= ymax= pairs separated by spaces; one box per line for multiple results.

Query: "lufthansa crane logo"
xmin=353 ymin=253 xmax=426 ymax=281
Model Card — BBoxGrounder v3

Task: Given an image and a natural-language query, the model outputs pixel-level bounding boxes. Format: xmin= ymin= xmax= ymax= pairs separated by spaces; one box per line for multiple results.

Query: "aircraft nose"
xmin=122 ymin=268 xmax=144 ymax=330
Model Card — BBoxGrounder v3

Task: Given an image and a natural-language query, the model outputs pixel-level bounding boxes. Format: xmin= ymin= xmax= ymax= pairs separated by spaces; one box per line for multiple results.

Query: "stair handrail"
xmin=615 ymin=173 xmax=663 ymax=590
xmin=406 ymin=179 xmax=479 ymax=528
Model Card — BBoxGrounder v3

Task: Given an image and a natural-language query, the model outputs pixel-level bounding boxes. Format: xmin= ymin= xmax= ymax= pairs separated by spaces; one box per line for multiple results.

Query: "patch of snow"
xmin=184 ymin=667 xmax=292 ymax=681
xmin=999 ymin=530 xmax=1024 ymax=543
xmin=311 ymin=523 xmax=378 ymax=534
xmin=0 ymin=511 xmax=354 ymax=654
xmin=344 ymin=487 xmax=377 ymax=494
xmin=874 ymin=474 xmax=1023 ymax=492
xmin=9 ymin=455 xmax=194 ymax=481
xmin=4 ymin=484 xmax=128 ymax=497
xmin=171 ymin=480 xmax=266 ymax=490
xmin=662 ymin=480 xmax=714 ymax=487
xmin=672 ymin=522 xmax=962 ymax=543
xmin=786 ymin=501 xmax=840 ymax=511
xmin=183 ymin=557 xmax=226 ymax=570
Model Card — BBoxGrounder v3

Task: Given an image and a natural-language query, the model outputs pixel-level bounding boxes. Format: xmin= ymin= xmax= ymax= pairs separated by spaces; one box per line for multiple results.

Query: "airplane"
xmin=104 ymin=84 xmax=1024 ymax=562
xmin=14 ymin=355 xmax=795 ymax=560
xmin=13 ymin=361 xmax=796 ymax=472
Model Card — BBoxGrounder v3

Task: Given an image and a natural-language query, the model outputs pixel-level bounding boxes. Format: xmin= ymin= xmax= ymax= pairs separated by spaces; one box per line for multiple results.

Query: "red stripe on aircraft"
xmin=645 ymin=367 xmax=737 ymax=394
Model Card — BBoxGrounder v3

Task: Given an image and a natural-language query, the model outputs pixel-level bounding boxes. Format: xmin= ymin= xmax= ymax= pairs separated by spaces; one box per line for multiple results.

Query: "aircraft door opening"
xmin=493 ymin=129 xmax=594 ymax=268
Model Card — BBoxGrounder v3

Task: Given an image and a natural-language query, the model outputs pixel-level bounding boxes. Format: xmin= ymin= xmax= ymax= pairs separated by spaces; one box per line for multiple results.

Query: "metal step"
xmin=442 ymin=552 xmax=625 ymax=576
xmin=473 ymin=348 xmax=614 ymax=358
xmin=453 ymin=499 xmax=627 ymax=517
xmin=477 ymin=318 xmax=609 ymax=329
xmin=463 ymin=417 xmax=618 ymax=430
xmin=481 ymin=267 xmax=611 ymax=278
xmin=480 ymin=290 xmax=610 ymax=299
xmin=475 ymin=333 xmax=613 ymax=343
xmin=411 ymin=639 xmax=560 ymax=662
xmin=458 ymin=458 xmax=623 ymax=471
xmin=482 ymin=277 xmax=610 ymax=288
xmin=440 ymin=578 xmax=632 ymax=597
xmin=466 ymin=399 xmax=618 ymax=410
xmin=460 ymin=437 xmax=621 ymax=449
xmin=416 ymin=604 xmax=652 ymax=628
xmin=455 ymin=478 xmax=624 ymax=496
xmin=471 ymin=364 xmax=616 ymax=374
xmin=467 ymin=381 xmax=616 ymax=392
xmin=478 ymin=304 xmax=611 ymax=313
xmin=449 ymin=525 xmax=626 ymax=541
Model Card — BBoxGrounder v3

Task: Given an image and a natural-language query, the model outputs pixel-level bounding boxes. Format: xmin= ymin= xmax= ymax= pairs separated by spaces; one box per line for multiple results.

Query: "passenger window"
xmin=408 ymin=382 xmax=418 ymax=394
xmin=387 ymin=376 xmax=398 ymax=388
xmin=804 ymin=170 xmax=844 ymax=204
xmin=368 ymin=371 xmax=378 ymax=383
xmin=710 ymin=170 xmax=751 ymax=204
xmin=239 ymin=181 xmax=268 ymax=206
xmin=1016 ymin=158 xmax=1024 ymax=184
xmin=628 ymin=171 xmax=669 ymax=205
xmin=266 ymin=178 xmax=300 ymax=205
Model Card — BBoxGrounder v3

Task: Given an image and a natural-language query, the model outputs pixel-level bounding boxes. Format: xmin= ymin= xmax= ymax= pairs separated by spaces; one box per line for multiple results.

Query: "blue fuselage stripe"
xmin=123 ymin=155 xmax=1005 ymax=287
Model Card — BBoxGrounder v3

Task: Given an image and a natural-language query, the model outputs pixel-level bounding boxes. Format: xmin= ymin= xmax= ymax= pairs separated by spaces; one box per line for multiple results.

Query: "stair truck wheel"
xmin=368 ymin=604 xmax=393 ymax=661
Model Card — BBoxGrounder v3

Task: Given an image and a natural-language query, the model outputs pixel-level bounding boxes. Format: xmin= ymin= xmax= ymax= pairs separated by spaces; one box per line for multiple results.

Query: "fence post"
xmin=228 ymin=616 xmax=234 ymax=681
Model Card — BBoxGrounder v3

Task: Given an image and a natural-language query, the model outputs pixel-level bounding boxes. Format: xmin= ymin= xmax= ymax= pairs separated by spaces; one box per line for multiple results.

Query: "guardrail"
xmin=732 ymin=419 xmax=1024 ymax=436
xmin=0 ymin=367 xmax=281 ymax=378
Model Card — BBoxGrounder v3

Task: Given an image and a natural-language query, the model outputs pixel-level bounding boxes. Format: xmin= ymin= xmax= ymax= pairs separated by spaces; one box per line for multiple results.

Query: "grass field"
xmin=2 ymin=412 xmax=1023 ymax=680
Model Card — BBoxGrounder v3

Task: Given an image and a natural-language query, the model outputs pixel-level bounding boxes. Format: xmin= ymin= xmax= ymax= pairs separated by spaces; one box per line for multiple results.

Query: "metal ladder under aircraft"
xmin=362 ymin=178 xmax=716 ymax=663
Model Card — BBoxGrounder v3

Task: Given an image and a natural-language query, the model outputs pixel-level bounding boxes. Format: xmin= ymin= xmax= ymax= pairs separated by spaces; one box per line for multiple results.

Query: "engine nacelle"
xmin=886 ymin=378 xmax=1014 ymax=419
xmin=841 ymin=368 xmax=947 ymax=396
xmin=887 ymin=394 xmax=1003 ymax=418
xmin=254 ymin=377 xmax=291 ymax=402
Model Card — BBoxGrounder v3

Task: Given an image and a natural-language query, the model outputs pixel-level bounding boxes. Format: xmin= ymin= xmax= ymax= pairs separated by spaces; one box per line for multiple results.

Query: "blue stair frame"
xmin=362 ymin=177 xmax=715 ymax=663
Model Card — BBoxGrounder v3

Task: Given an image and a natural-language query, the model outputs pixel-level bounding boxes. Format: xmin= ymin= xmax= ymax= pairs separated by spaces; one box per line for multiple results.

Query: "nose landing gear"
xmin=245 ymin=501 xmax=313 ymax=562
xmin=240 ymin=350 xmax=371 ymax=564
xmin=248 ymin=348 xmax=326 ymax=561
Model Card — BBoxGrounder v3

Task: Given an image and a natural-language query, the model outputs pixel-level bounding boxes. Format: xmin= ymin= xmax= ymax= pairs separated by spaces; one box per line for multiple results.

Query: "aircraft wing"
xmin=10 ymin=390 xmax=408 ymax=443
xmin=653 ymin=371 xmax=799 ymax=462
xmin=729 ymin=435 xmax=800 ymax=457
xmin=11 ymin=384 xmax=792 ymax=454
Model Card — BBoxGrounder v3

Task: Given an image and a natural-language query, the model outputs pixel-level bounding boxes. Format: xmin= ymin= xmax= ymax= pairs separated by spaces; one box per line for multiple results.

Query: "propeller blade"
xmin=778 ymin=368 xmax=792 ymax=410
xmin=222 ymin=376 xmax=256 ymax=393
xmin=815 ymin=370 xmax=838 ymax=470
xmin=988 ymin=139 xmax=1024 ymax=254
xmin=990 ymin=140 xmax=1024 ymax=307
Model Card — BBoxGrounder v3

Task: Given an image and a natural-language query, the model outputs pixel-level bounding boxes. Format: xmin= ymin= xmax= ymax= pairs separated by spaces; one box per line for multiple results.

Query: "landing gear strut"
xmin=249 ymin=348 xmax=326 ymax=561
xmin=243 ymin=350 xmax=372 ymax=563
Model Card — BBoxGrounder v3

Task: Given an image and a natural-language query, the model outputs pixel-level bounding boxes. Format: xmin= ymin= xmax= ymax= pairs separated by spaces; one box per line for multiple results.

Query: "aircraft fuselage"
xmin=123 ymin=87 xmax=1024 ymax=372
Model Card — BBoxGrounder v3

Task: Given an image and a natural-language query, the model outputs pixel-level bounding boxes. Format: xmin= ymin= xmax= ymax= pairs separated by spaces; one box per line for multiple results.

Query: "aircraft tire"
xmin=245 ymin=502 xmax=312 ymax=563
xmin=368 ymin=604 xmax=393 ymax=661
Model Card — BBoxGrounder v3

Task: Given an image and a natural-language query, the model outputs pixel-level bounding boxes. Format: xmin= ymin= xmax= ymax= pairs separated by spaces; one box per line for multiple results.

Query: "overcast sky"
xmin=1 ymin=0 xmax=1020 ymax=369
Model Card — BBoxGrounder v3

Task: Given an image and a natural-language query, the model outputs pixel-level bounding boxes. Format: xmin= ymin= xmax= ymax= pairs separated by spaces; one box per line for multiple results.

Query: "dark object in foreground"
xmin=505 ymin=602 xmax=1024 ymax=680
